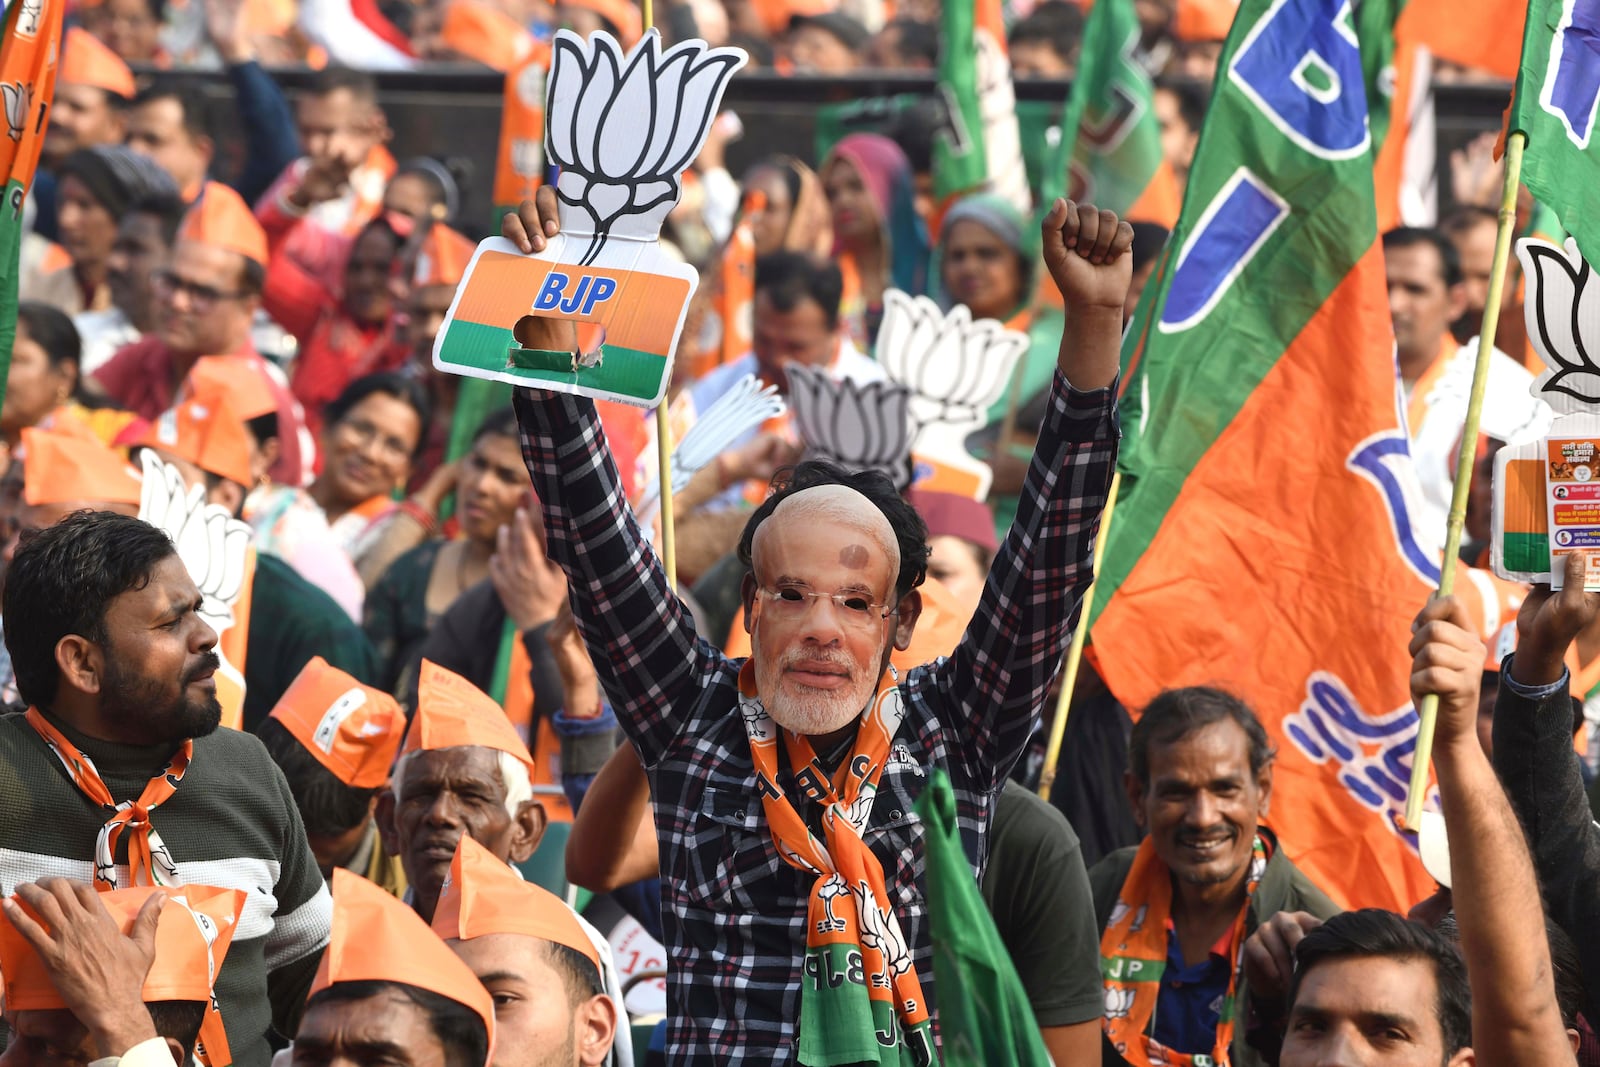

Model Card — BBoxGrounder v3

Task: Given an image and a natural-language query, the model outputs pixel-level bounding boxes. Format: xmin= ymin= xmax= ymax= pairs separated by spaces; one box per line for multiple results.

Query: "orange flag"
xmin=1395 ymin=0 xmax=1524 ymax=80
xmin=493 ymin=42 xmax=551 ymax=215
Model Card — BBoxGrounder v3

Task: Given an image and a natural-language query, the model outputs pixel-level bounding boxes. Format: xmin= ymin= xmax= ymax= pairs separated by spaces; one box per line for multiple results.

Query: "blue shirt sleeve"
xmin=225 ymin=60 xmax=301 ymax=206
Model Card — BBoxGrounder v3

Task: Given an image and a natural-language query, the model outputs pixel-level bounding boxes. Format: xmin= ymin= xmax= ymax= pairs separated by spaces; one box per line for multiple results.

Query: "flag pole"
xmin=1403 ymin=130 xmax=1526 ymax=830
xmin=639 ymin=0 xmax=679 ymax=589
xmin=1039 ymin=470 xmax=1122 ymax=801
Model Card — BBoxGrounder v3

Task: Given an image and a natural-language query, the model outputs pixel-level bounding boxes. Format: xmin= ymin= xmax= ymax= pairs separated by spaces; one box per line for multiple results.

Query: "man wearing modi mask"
xmin=503 ymin=188 xmax=1129 ymax=1065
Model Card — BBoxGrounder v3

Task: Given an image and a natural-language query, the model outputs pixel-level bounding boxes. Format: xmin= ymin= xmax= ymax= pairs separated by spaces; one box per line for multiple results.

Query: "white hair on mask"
xmin=390 ymin=747 xmax=533 ymax=818
xmin=755 ymin=484 xmax=901 ymax=583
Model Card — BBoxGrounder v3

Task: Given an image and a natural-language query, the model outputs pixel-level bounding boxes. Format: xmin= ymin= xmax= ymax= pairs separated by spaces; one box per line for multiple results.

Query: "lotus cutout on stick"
xmin=787 ymin=365 xmax=915 ymax=491
xmin=1519 ymin=236 xmax=1600 ymax=414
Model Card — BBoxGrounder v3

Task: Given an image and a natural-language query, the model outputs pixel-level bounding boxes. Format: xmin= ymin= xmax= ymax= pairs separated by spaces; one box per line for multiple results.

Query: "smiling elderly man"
xmin=504 ymin=187 xmax=1127 ymax=1064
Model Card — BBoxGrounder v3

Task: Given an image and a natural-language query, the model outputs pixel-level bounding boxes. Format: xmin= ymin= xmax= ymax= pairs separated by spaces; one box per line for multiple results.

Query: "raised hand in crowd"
xmin=489 ymin=500 xmax=569 ymax=632
xmin=1242 ymin=910 xmax=1325 ymax=1010
xmin=203 ymin=0 xmax=254 ymax=64
xmin=1041 ymin=198 xmax=1133 ymax=391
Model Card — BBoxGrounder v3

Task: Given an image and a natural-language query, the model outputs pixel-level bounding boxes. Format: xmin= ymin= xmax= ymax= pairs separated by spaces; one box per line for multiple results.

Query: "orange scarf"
xmin=737 ymin=662 xmax=935 ymax=1065
xmin=1100 ymin=836 xmax=1266 ymax=1067
xmin=25 ymin=708 xmax=192 ymax=890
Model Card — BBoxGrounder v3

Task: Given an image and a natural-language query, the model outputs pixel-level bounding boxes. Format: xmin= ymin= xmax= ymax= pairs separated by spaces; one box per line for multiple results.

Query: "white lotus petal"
xmin=586 ymin=182 xmax=632 ymax=224
xmin=544 ymin=31 xmax=589 ymax=168
xmin=656 ymin=52 xmax=743 ymax=176
xmin=1571 ymin=237 xmax=1600 ymax=371
xmin=574 ymin=45 xmax=620 ymax=175
xmin=597 ymin=37 xmax=659 ymax=178
xmin=1521 ymin=238 xmax=1583 ymax=373
xmin=637 ymin=46 xmax=693 ymax=176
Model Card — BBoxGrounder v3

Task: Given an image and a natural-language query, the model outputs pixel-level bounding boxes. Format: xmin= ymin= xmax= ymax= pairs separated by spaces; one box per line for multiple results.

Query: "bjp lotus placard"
xmin=435 ymin=29 xmax=746 ymax=408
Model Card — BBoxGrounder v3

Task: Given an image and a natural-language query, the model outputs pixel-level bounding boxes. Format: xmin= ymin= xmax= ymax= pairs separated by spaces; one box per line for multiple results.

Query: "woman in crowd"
xmin=744 ymin=155 xmax=834 ymax=258
xmin=1 ymin=302 xmax=138 ymax=456
xmin=363 ymin=407 xmax=531 ymax=698
xmin=820 ymin=132 xmax=928 ymax=347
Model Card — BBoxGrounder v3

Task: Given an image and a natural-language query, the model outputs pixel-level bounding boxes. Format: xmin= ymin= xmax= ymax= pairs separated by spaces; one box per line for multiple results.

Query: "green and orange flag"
xmin=934 ymin=0 xmax=1029 ymax=214
xmin=0 ymin=0 xmax=64 ymax=401
xmin=1089 ymin=0 xmax=1436 ymax=911
xmin=1048 ymin=0 xmax=1180 ymax=227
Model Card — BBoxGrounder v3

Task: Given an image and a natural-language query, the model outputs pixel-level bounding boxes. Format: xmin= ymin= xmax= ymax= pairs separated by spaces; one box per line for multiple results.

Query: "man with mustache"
xmin=1090 ymin=688 xmax=1339 ymax=1067
xmin=0 ymin=509 xmax=331 ymax=1066
xmin=504 ymin=187 xmax=1126 ymax=1064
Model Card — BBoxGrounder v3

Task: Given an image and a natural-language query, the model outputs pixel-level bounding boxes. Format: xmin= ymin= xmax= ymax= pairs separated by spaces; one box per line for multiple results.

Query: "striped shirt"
xmin=0 ymin=711 xmax=332 ymax=1067
xmin=513 ymin=369 xmax=1118 ymax=1065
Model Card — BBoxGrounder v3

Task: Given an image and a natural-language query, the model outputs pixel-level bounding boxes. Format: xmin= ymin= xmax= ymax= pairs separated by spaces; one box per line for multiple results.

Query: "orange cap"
xmin=269 ymin=657 xmax=406 ymax=789
xmin=413 ymin=224 xmax=477 ymax=290
xmin=132 ymin=391 xmax=254 ymax=489
xmin=311 ymin=869 xmax=495 ymax=1064
xmin=441 ymin=0 xmax=536 ymax=71
xmin=431 ymin=836 xmax=599 ymax=966
xmin=179 ymin=182 xmax=269 ymax=268
xmin=60 ymin=27 xmax=135 ymax=98
xmin=1173 ymin=0 xmax=1237 ymax=41
xmin=400 ymin=661 xmax=533 ymax=777
xmin=562 ymin=0 xmax=644 ymax=48
xmin=182 ymin=356 xmax=279 ymax=420
xmin=0 ymin=883 xmax=245 ymax=1066
xmin=20 ymin=425 xmax=141 ymax=507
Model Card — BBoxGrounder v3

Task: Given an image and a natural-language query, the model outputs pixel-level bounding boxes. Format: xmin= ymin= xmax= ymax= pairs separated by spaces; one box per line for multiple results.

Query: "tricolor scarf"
xmin=737 ymin=662 xmax=937 ymax=1067
xmin=25 ymin=708 xmax=191 ymax=890
xmin=1100 ymin=835 xmax=1268 ymax=1067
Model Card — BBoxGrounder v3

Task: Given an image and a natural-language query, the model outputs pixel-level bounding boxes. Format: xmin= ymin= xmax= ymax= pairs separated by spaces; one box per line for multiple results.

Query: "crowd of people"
xmin=0 ymin=0 xmax=1587 ymax=1066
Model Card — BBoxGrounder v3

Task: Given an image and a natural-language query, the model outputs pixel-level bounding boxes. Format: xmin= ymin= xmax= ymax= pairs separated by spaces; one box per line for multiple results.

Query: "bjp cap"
xmin=413 ymin=223 xmax=476 ymax=290
xmin=182 ymin=357 xmax=280 ymax=421
xmin=441 ymin=0 xmax=535 ymax=72
xmin=400 ymin=660 xmax=533 ymax=778
xmin=131 ymin=391 xmax=254 ymax=490
xmin=179 ymin=182 xmax=269 ymax=268
xmin=311 ymin=869 xmax=495 ymax=1066
xmin=431 ymin=836 xmax=598 ymax=967
xmin=0 ymin=883 xmax=245 ymax=1065
xmin=20 ymin=425 xmax=141 ymax=507
xmin=60 ymin=27 xmax=135 ymax=98
xmin=269 ymin=657 xmax=406 ymax=789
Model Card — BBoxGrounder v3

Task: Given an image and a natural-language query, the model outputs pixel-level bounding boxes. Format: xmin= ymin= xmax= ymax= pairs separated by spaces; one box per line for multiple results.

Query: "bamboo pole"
xmin=1403 ymin=131 xmax=1526 ymax=830
xmin=1039 ymin=470 xmax=1122 ymax=801
xmin=640 ymin=0 xmax=678 ymax=589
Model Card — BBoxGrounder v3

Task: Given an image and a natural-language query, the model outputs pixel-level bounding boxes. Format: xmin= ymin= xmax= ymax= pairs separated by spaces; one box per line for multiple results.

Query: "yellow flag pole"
xmin=1402 ymin=130 xmax=1526 ymax=830
xmin=639 ymin=0 xmax=678 ymax=589
xmin=1038 ymin=470 xmax=1122 ymax=801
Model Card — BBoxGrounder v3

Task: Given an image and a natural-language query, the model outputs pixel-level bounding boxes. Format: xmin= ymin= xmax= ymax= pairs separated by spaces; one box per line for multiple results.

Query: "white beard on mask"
xmin=751 ymin=629 xmax=875 ymax=737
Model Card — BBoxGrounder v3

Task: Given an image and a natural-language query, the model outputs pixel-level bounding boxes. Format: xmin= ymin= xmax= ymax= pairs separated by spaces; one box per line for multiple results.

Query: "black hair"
xmin=126 ymin=191 xmax=188 ymax=248
xmin=393 ymin=157 xmax=467 ymax=223
xmin=1129 ymin=222 xmax=1170 ymax=274
xmin=146 ymin=999 xmax=206 ymax=1062
xmin=305 ymin=66 xmax=380 ymax=107
xmin=737 ymin=460 xmax=930 ymax=601
xmin=750 ymin=156 xmax=805 ymax=213
xmin=1008 ymin=0 xmax=1084 ymax=61
xmin=882 ymin=17 xmax=938 ymax=66
xmin=754 ymin=252 xmax=844 ymax=330
xmin=1154 ymin=75 xmax=1209 ymax=134
xmin=132 ymin=81 xmax=211 ymax=142
xmin=1129 ymin=686 xmax=1275 ymax=787
xmin=323 ymin=371 xmax=433 ymax=460
xmin=306 ymin=981 xmax=488 ymax=1067
xmin=245 ymin=412 xmax=280 ymax=447
xmin=1291 ymin=909 xmax=1471 ymax=1056
xmin=888 ymin=97 xmax=946 ymax=177
xmin=238 ymin=256 xmax=266 ymax=298
xmin=16 ymin=301 xmax=82 ymax=377
xmin=1383 ymin=226 xmax=1464 ymax=289
xmin=544 ymin=941 xmax=605 ymax=1006
xmin=471 ymin=406 xmax=519 ymax=445
xmin=256 ymin=717 xmax=377 ymax=836
xmin=3 ymin=512 xmax=175 ymax=709
xmin=1439 ymin=204 xmax=1499 ymax=238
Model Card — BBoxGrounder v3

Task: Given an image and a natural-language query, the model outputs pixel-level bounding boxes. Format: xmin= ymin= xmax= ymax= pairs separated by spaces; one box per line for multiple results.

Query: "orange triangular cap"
xmin=311 ymin=869 xmax=495 ymax=1064
xmin=1173 ymin=0 xmax=1238 ymax=40
xmin=179 ymin=182 xmax=269 ymax=268
xmin=61 ymin=27 xmax=135 ymax=98
xmin=269 ymin=657 xmax=406 ymax=789
xmin=181 ymin=356 xmax=279 ymax=420
xmin=21 ymin=425 xmax=141 ymax=507
xmin=431 ymin=837 xmax=599 ymax=966
xmin=400 ymin=660 xmax=533 ymax=776
xmin=132 ymin=390 xmax=254 ymax=489
xmin=413 ymin=224 xmax=476 ymax=290
xmin=441 ymin=0 xmax=535 ymax=71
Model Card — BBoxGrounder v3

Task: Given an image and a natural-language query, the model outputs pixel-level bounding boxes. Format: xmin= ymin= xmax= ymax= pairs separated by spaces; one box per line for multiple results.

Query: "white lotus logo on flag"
xmin=2 ymin=82 xmax=30 ymax=142
xmin=787 ymin=365 xmax=915 ymax=490
xmin=1518 ymin=236 xmax=1600 ymax=413
xmin=545 ymin=28 xmax=744 ymax=263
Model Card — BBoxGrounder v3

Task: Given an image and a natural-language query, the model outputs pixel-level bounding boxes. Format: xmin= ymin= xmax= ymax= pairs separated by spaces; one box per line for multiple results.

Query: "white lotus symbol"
xmin=1518 ymin=236 xmax=1600 ymax=414
xmin=876 ymin=290 xmax=1027 ymax=436
xmin=787 ymin=365 xmax=915 ymax=490
xmin=545 ymin=28 xmax=745 ymax=263
xmin=2 ymin=81 xmax=29 ymax=142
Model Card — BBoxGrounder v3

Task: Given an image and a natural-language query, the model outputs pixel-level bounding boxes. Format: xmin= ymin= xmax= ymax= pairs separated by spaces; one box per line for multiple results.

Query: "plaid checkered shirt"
xmin=514 ymin=367 xmax=1119 ymax=1065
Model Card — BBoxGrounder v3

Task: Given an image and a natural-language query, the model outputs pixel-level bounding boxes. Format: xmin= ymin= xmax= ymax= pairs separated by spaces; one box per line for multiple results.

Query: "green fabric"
xmin=490 ymin=613 xmax=519 ymax=704
xmin=978 ymin=781 xmax=1104 ymax=1028
xmin=437 ymin=318 xmax=668 ymax=402
xmin=934 ymin=0 xmax=986 ymax=201
xmin=1089 ymin=0 xmax=1387 ymax=631
xmin=798 ymin=942 xmax=891 ymax=1065
xmin=1356 ymin=0 xmax=1406 ymax=159
xmin=1048 ymin=0 xmax=1166 ymax=213
xmin=1510 ymin=0 xmax=1600 ymax=266
xmin=918 ymin=770 xmax=1050 ymax=1067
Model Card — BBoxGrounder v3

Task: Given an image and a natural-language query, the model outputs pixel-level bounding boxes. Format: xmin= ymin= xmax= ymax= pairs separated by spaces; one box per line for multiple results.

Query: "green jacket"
xmin=1088 ymin=831 xmax=1340 ymax=1067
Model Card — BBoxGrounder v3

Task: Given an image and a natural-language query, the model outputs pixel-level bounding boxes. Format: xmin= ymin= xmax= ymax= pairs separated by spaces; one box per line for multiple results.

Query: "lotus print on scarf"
xmin=1518 ymin=236 xmax=1600 ymax=412
xmin=787 ymin=364 xmax=915 ymax=491
xmin=546 ymin=28 xmax=745 ymax=263
xmin=875 ymin=289 xmax=1026 ymax=500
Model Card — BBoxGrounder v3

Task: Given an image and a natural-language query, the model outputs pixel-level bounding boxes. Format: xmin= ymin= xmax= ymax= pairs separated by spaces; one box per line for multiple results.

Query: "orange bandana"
xmin=1099 ymin=836 xmax=1267 ymax=1067
xmin=737 ymin=662 xmax=935 ymax=1065
xmin=25 ymin=708 xmax=192 ymax=890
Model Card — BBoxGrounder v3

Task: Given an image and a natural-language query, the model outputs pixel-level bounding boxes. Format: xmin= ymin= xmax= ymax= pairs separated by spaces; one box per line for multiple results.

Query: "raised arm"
xmin=1412 ymin=594 xmax=1574 ymax=1065
xmin=506 ymin=188 xmax=718 ymax=765
xmin=931 ymin=201 xmax=1126 ymax=787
